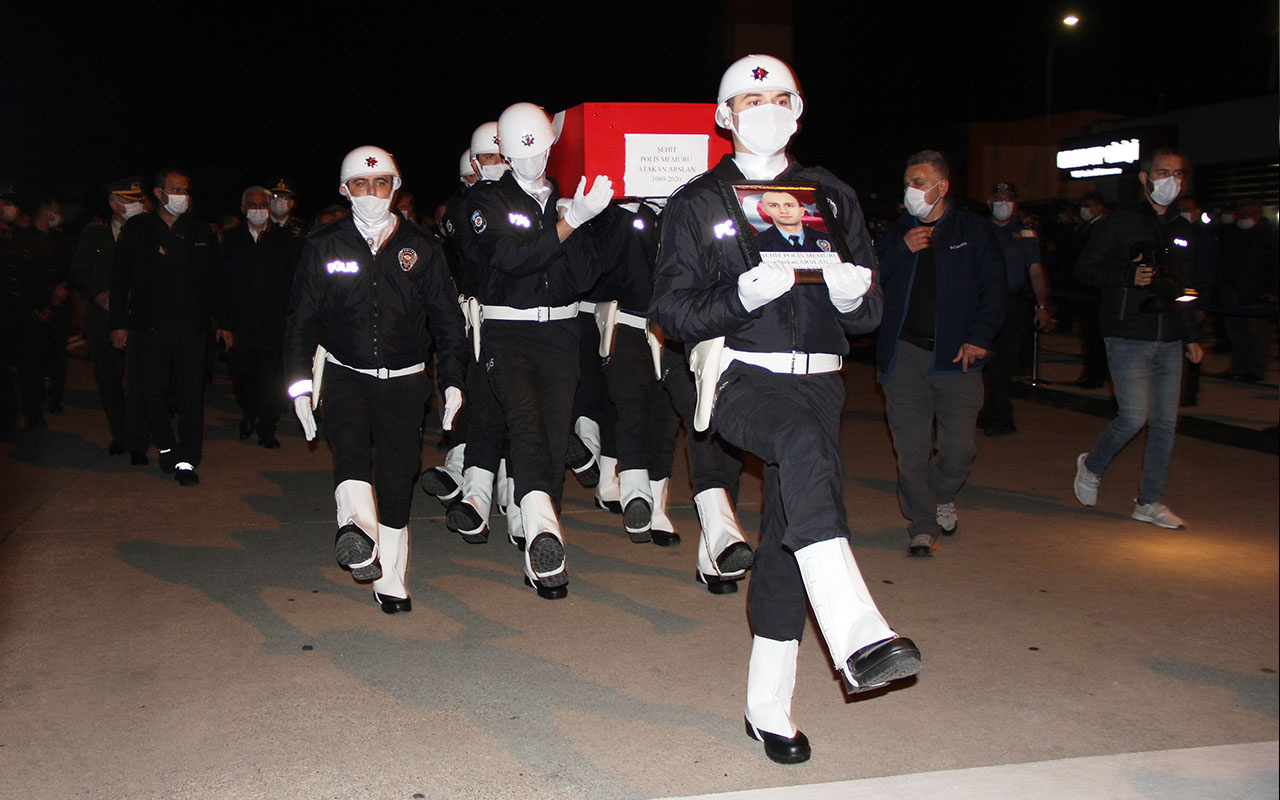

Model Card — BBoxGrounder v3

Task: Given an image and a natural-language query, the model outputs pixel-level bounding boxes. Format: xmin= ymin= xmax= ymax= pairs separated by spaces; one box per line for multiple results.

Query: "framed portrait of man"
xmin=715 ymin=180 xmax=852 ymax=283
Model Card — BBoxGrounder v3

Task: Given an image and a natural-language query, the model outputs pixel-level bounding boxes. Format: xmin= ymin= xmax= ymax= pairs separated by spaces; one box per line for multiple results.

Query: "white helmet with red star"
xmin=470 ymin=121 xmax=501 ymax=156
xmin=339 ymin=145 xmax=402 ymax=192
xmin=715 ymin=54 xmax=804 ymax=129
xmin=459 ymin=149 xmax=475 ymax=178
xmin=497 ymin=103 xmax=555 ymax=159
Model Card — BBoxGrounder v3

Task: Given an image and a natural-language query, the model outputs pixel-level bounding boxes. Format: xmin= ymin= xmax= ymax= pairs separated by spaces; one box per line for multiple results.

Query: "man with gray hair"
xmin=876 ymin=150 xmax=1007 ymax=557
xmin=216 ymin=185 xmax=300 ymax=448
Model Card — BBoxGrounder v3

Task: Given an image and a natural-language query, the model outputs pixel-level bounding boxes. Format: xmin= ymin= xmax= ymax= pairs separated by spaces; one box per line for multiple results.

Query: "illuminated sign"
xmin=1056 ymin=126 xmax=1177 ymax=181
xmin=1056 ymin=139 xmax=1140 ymax=170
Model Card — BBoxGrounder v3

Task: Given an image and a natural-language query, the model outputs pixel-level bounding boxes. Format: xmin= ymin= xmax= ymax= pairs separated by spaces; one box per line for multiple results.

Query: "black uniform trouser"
xmin=573 ymin=312 xmax=617 ymax=458
xmin=483 ymin=318 xmax=578 ymax=506
xmin=660 ymin=345 xmax=743 ymax=498
xmin=42 ymin=310 xmax=69 ymax=407
xmin=16 ymin=322 xmax=46 ymax=425
xmin=603 ymin=326 xmax=679 ymax=476
xmin=0 ymin=323 xmax=21 ymax=428
xmin=980 ymin=294 xmax=1033 ymax=429
xmin=712 ymin=363 xmax=848 ymax=643
xmin=85 ymin=307 xmax=130 ymax=442
xmin=227 ymin=346 xmax=285 ymax=438
xmin=461 ymin=356 xmax=505 ymax=474
xmin=129 ymin=325 xmax=207 ymax=466
xmin=322 ymin=365 xmax=430 ymax=529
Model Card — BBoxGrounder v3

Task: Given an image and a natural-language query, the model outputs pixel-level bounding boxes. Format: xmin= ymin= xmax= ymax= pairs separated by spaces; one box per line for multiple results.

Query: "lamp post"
xmin=1044 ymin=13 xmax=1081 ymax=197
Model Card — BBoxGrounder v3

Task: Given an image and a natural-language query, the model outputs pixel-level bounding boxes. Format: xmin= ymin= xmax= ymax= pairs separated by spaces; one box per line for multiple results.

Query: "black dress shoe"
xmin=334 ymin=524 xmax=382 ymax=581
xmin=259 ymin=434 xmax=281 ymax=449
xmin=842 ymin=636 xmax=922 ymax=693
xmin=523 ymin=575 xmax=568 ymax=600
xmin=238 ymin=417 xmax=253 ymax=440
xmin=175 ymin=466 xmax=200 ymax=487
xmin=446 ymin=501 xmax=488 ymax=544
xmin=130 ymin=451 xmax=149 ymax=466
xmin=716 ymin=541 xmax=754 ymax=573
xmin=745 ymin=718 xmax=810 ymax=764
xmin=696 ymin=571 xmax=739 ymax=595
xmin=595 ymin=497 xmax=623 ymax=514
xmin=375 ymin=593 xmax=412 ymax=614
xmin=650 ymin=528 xmax=681 ymax=547
xmin=420 ymin=467 xmax=460 ymax=503
xmin=107 ymin=440 xmax=127 ymax=456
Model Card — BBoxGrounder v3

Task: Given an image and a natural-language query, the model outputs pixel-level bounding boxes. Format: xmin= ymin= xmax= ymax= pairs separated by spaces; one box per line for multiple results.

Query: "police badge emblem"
xmin=444 ymin=218 xmax=454 ymax=236
xmin=471 ymin=210 xmax=486 ymax=233
xmin=398 ymin=248 xmax=418 ymax=271
xmin=817 ymin=239 xmax=832 ymax=252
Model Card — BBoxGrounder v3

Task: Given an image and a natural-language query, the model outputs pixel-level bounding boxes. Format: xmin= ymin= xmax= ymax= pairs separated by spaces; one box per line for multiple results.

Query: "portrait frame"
xmin=714 ymin=179 xmax=852 ymax=284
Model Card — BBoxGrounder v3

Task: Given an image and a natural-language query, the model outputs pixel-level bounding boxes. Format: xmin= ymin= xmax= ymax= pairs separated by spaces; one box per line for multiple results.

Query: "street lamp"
xmin=1045 ymin=13 xmax=1081 ymax=197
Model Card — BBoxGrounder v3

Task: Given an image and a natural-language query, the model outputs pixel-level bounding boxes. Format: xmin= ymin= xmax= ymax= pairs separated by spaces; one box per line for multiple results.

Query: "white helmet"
xmin=470 ymin=121 xmax=501 ymax=156
xmin=338 ymin=145 xmax=402 ymax=192
xmin=498 ymin=102 xmax=555 ymax=158
xmin=459 ymin=149 xmax=475 ymax=178
xmin=714 ymin=54 xmax=804 ymax=129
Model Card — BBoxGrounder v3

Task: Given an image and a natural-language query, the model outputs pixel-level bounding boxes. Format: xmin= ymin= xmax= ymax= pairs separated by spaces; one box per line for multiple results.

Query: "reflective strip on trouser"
xmin=745 ymin=636 xmax=800 ymax=738
xmin=336 ymin=479 xmax=380 ymax=568
xmin=371 ymin=524 xmax=409 ymax=599
xmin=793 ymin=538 xmax=894 ymax=668
xmin=694 ymin=487 xmax=746 ymax=578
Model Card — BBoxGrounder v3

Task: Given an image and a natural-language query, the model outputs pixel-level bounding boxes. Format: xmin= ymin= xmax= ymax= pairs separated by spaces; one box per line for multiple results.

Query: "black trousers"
xmin=660 ymin=344 xmax=743 ymax=498
xmin=603 ymin=326 xmax=680 ymax=476
xmin=129 ymin=326 xmax=207 ymax=466
xmin=227 ymin=346 xmax=285 ymax=438
xmin=322 ymin=365 xmax=431 ymax=529
xmin=573 ymin=312 xmax=617 ymax=457
xmin=483 ymin=319 xmax=579 ymax=505
xmin=85 ymin=306 xmax=133 ymax=443
xmin=460 ymin=355 xmax=506 ymax=474
xmin=980 ymin=294 xmax=1033 ymax=429
xmin=712 ymin=364 xmax=848 ymax=642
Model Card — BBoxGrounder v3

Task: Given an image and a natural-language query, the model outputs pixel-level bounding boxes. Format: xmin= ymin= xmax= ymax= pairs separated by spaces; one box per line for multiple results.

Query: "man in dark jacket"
xmin=651 ymin=54 xmax=920 ymax=765
xmin=876 ymin=150 xmax=1007 ymax=558
xmin=1072 ymin=148 xmax=1204 ymax=529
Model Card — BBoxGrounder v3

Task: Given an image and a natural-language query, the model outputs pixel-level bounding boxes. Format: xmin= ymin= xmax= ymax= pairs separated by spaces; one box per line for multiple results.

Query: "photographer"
xmin=1072 ymin=148 xmax=1205 ymax=529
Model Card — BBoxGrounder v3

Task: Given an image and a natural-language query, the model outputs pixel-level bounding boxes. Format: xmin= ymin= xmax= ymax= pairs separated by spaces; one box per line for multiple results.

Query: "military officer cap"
xmin=267 ymin=177 xmax=298 ymax=197
xmin=107 ymin=176 xmax=147 ymax=199
xmin=991 ymin=182 xmax=1018 ymax=198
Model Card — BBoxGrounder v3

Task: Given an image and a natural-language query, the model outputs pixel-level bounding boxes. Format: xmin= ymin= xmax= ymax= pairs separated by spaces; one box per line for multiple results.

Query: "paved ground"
xmin=1 ymin=348 xmax=1275 ymax=799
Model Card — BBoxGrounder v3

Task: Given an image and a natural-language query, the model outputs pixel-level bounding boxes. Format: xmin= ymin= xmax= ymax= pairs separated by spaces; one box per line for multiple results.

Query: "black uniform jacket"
xmin=461 ymin=172 xmax=598 ymax=308
xmin=110 ymin=212 xmax=217 ymax=333
xmin=284 ymin=217 xmax=466 ymax=393
xmin=216 ymin=222 xmax=299 ymax=350
xmin=1075 ymin=200 xmax=1201 ymax=342
xmin=650 ymin=154 xmax=881 ymax=352
xmin=586 ymin=202 xmax=660 ymax=314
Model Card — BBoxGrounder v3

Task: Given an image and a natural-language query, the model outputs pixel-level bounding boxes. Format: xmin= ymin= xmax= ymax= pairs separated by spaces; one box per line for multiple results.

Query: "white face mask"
xmin=46 ymin=214 xmax=62 ymax=228
xmin=348 ymin=193 xmax=394 ymax=229
xmin=478 ymin=162 xmax=510 ymax=182
xmin=1080 ymin=205 xmax=1094 ymax=222
xmin=163 ymin=193 xmax=190 ymax=216
xmin=246 ymin=209 xmax=270 ymax=227
xmin=1146 ymin=175 xmax=1181 ymax=207
xmin=1237 ymin=217 xmax=1256 ymax=230
xmin=122 ymin=201 xmax=144 ymax=220
xmin=992 ymin=201 xmax=1013 ymax=221
xmin=509 ymin=151 xmax=548 ymax=182
xmin=904 ymin=182 xmax=940 ymax=219
xmin=732 ymin=103 xmax=797 ymax=157
xmin=269 ymin=197 xmax=292 ymax=217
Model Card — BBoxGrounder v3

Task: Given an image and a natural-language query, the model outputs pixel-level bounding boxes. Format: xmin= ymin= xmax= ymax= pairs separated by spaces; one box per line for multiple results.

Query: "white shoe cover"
xmin=520 ymin=490 xmax=566 ymax=584
xmin=694 ymin=488 xmax=747 ymax=578
xmin=335 ymin=479 xmax=380 ymax=568
xmin=650 ymin=477 xmax=676 ymax=533
xmin=504 ymin=476 xmax=524 ymax=546
xmin=442 ymin=443 xmax=466 ymax=484
xmin=574 ymin=416 xmax=602 ymax=461
xmin=371 ymin=524 xmax=409 ymax=599
xmin=596 ymin=455 xmax=621 ymax=505
xmin=495 ymin=459 xmax=510 ymax=513
xmin=745 ymin=635 xmax=800 ymax=738
xmin=460 ymin=466 xmax=496 ymax=522
xmin=794 ymin=537 xmax=895 ymax=671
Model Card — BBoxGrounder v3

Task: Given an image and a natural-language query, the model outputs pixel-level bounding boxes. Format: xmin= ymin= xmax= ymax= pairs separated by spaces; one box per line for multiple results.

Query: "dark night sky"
xmin=2 ymin=1 xmax=1275 ymax=220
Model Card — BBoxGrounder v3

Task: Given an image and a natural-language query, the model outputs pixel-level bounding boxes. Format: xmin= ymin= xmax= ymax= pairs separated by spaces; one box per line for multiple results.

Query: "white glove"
xmin=294 ymin=395 xmax=316 ymax=441
xmin=737 ymin=261 xmax=795 ymax=312
xmin=441 ymin=386 xmax=463 ymax=431
xmin=822 ymin=262 xmax=874 ymax=313
xmin=562 ymin=175 xmax=614 ymax=228
xmin=555 ymin=197 xmax=572 ymax=220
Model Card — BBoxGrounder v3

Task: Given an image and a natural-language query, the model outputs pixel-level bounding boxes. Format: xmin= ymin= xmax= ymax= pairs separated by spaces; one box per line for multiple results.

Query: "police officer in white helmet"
xmin=460 ymin=102 xmax=612 ymax=599
xmin=651 ymin=55 xmax=921 ymax=763
xmin=284 ymin=145 xmax=468 ymax=614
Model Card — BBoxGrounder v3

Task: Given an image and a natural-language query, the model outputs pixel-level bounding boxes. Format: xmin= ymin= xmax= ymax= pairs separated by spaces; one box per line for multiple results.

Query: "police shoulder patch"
xmin=398 ymin=247 xmax=418 ymax=271
xmin=444 ymin=218 xmax=454 ymax=236
xmin=471 ymin=210 xmax=486 ymax=233
xmin=817 ymin=239 xmax=832 ymax=252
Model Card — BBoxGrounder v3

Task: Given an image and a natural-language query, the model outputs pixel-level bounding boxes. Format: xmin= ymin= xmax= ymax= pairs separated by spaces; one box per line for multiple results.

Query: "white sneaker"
xmin=1132 ymin=501 xmax=1185 ymax=529
xmin=1074 ymin=453 xmax=1100 ymax=507
xmin=935 ymin=502 xmax=957 ymax=534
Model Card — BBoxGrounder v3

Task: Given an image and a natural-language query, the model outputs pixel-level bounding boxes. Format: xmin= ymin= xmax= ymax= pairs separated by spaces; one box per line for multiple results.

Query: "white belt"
xmin=723 ymin=348 xmax=842 ymax=375
xmin=482 ymin=303 xmax=579 ymax=323
xmin=616 ymin=310 xmax=647 ymax=330
xmin=578 ymin=301 xmax=597 ymax=314
xmin=325 ymin=352 xmax=426 ymax=380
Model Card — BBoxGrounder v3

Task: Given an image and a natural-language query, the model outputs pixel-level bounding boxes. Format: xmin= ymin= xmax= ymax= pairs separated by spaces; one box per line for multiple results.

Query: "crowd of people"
xmin=2 ymin=53 xmax=1275 ymax=766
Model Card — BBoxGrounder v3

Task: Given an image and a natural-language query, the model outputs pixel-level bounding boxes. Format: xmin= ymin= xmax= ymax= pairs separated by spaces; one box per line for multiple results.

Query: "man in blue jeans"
xmin=1073 ymin=148 xmax=1205 ymax=529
